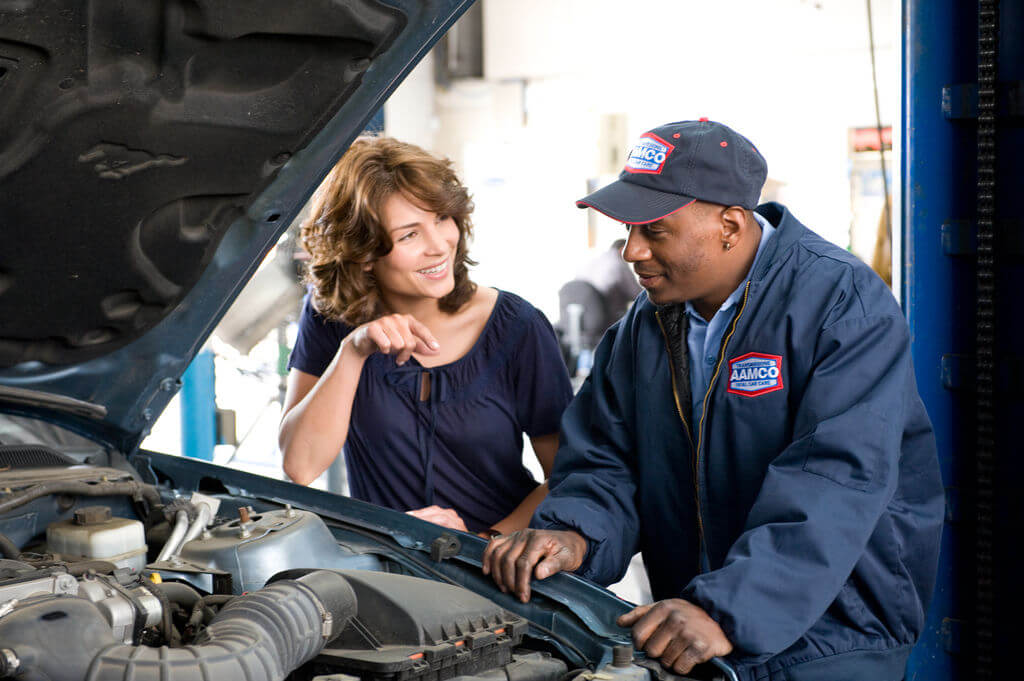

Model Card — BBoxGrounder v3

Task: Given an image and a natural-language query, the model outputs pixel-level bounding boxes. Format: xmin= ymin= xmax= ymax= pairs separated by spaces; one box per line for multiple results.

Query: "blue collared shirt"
xmin=686 ymin=212 xmax=775 ymax=426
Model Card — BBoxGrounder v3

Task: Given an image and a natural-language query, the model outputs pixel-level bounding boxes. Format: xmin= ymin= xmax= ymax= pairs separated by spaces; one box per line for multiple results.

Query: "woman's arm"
xmin=488 ymin=432 xmax=559 ymax=535
xmin=280 ymin=314 xmax=440 ymax=485
xmin=279 ymin=341 xmax=368 ymax=485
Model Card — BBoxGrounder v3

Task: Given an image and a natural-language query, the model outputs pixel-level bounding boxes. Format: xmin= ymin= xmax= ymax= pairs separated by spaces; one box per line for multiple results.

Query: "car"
xmin=0 ymin=2 xmax=736 ymax=679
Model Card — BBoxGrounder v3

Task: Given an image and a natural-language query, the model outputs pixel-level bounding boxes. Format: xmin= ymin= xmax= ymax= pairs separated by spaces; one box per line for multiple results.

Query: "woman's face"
xmin=371 ymin=192 xmax=460 ymax=305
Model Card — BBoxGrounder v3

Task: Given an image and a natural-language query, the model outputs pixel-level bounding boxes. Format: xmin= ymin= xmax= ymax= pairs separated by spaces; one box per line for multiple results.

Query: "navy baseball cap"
xmin=577 ymin=119 xmax=768 ymax=224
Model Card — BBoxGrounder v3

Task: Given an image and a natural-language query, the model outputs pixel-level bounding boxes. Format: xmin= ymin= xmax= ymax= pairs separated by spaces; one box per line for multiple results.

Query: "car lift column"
xmin=180 ymin=349 xmax=216 ymax=461
xmin=904 ymin=1 xmax=1024 ymax=679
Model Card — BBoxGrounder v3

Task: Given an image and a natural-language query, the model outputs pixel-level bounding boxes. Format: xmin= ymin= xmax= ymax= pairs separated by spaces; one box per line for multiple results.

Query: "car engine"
xmin=0 ymin=458 xmax=577 ymax=681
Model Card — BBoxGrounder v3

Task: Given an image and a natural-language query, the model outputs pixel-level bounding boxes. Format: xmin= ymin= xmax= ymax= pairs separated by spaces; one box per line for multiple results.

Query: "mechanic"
xmin=279 ymin=136 xmax=572 ymax=537
xmin=482 ymin=120 xmax=944 ymax=681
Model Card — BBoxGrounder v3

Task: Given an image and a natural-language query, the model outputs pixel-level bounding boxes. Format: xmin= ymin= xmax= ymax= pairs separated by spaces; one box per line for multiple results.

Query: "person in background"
xmin=482 ymin=120 xmax=943 ymax=681
xmin=557 ymin=239 xmax=642 ymax=376
xmin=279 ymin=136 xmax=572 ymax=538
xmin=578 ymin=238 xmax=643 ymax=318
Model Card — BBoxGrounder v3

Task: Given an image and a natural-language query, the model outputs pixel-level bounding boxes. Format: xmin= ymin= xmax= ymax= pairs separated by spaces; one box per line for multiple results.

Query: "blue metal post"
xmin=902 ymin=1 xmax=976 ymax=679
xmin=905 ymin=2 xmax=1024 ymax=679
xmin=180 ymin=349 xmax=216 ymax=461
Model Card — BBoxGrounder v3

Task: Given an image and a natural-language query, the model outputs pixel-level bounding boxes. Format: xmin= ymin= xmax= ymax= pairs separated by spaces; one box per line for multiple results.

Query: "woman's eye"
xmin=398 ymin=231 xmax=416 ymax=242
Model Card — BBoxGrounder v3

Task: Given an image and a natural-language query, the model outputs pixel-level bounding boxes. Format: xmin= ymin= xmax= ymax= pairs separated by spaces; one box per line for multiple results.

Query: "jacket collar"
xmin=751 ymin=202 xmax=807 ymax=282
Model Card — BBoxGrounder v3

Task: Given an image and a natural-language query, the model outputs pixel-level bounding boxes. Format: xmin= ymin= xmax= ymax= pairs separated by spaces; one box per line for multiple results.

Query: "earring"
xmin=723 ymin=242 xmax=732 ymax=251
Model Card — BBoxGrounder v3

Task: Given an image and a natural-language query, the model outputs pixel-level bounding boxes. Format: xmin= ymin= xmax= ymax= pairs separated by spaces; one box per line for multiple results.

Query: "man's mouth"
xmin=418 ymin=259 xmax=450 ymax=279
xmin=635 ymin=271 xmax=661 ymax=287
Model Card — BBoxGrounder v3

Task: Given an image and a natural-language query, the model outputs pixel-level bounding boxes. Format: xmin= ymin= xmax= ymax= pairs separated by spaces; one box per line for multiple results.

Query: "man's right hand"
xmin=481 ymin=529 xmax=587 ymax=603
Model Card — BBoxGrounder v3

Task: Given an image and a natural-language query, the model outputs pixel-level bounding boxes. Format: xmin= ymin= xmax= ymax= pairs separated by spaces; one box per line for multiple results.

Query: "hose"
xmin=0 ymin=532 xmax=20 ymax=560
xmin=155 ymin=509 xmax=189 ymax=563
xmin=0 ymin=480 xmax=161 ymax=515
xmin=66 ymin=560 xmax=118 ymax=576
xmin=148 ymin=581 xmax=202 ymax=611
xmin=143 ymin=581 xmax=180 ymax=646
xmin=175 ymin=501 xmax=213 ymax=552
xmin=0 ymin=570 xmax=357 ymax=681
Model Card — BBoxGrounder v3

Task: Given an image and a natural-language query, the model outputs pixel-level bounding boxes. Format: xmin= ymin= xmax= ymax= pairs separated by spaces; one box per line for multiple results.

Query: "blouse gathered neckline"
xmin=407 ymin=289 xmax=505 ymax=372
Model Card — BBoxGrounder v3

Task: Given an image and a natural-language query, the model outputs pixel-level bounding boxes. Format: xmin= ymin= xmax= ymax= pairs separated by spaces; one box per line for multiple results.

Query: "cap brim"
xmin=576 ymin=179 xmax=696 ymax=224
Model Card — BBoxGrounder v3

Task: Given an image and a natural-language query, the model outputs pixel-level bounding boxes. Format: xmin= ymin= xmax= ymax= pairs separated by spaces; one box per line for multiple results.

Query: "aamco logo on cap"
xmin=727 ymin=352 xmax=784 ymax=397
xmin=625 ymin=133 xmax=674 ymax=174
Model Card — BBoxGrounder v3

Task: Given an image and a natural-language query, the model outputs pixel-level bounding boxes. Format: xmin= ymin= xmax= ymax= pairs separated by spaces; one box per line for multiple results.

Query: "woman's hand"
xmin=347 ymin=313 xmax=441 ymax=365
xmin=406 ymin=505 xmax=468 ymax=532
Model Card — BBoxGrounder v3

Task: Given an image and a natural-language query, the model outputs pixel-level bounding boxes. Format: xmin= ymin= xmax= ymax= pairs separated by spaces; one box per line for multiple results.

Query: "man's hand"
xmin=481 ymin=529 xmax=587 ymax=603
xmin=406 ymin=505 xmax=468 ymax=532
xmin=617 ymin=599 xmax=733 ymax=675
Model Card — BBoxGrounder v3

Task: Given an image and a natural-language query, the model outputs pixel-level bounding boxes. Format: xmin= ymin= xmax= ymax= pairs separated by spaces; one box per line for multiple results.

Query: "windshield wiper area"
xmin=0 ymin=385 xmax=107 ymax=420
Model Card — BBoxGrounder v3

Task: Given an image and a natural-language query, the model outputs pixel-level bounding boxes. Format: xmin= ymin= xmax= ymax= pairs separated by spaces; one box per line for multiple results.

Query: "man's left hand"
xmin=617 ymin=599 xmax=733 ymax=675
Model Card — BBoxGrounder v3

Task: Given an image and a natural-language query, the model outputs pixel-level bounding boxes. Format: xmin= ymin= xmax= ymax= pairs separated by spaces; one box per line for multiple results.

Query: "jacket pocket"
xmin=801 ymin=403 xmax=895 ymax=492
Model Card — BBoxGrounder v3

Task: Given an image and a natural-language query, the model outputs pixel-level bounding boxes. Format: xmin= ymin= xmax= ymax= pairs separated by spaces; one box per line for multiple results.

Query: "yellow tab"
xmin=148 ymin=572 xmax=162 ymax=584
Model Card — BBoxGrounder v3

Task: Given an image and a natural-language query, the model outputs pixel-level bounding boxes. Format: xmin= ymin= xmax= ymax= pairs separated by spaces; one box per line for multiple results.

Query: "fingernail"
xmin=430 ymin=341 xmax=440 ymax=349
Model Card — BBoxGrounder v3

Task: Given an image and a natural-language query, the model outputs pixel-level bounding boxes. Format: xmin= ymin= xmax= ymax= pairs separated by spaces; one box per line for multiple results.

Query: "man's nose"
xmin=621 ymin=229 xmax=650 ymax=262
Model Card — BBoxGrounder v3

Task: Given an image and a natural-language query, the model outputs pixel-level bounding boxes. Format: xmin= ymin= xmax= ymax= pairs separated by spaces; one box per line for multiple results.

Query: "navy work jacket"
xmin=534 ymin=203 xmax=944 ymax=681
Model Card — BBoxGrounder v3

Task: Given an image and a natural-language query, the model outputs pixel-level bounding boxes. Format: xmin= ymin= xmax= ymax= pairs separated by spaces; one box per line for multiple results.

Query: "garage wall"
xmin=386 ymin=0 xmax=900 ymax=318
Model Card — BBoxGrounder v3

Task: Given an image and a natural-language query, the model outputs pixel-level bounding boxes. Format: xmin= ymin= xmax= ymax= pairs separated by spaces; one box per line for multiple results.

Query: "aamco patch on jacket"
xmin=727 ymin=352 xmax=784 ymax=397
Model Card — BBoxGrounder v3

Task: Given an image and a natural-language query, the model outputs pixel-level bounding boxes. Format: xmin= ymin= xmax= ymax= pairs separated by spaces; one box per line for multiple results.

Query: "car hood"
xmin=0 ymin=0 xmax=472 ymax=451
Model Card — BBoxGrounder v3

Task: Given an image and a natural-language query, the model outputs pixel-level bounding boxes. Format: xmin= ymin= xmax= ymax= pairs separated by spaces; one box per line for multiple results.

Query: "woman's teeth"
xmin=419 ymin=262 xmax=447 ymax=275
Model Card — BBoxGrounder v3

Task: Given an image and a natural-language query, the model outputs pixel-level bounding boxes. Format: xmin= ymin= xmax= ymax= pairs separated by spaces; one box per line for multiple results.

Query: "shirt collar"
xmin=685 ymin=212 xmax=776 ymax=322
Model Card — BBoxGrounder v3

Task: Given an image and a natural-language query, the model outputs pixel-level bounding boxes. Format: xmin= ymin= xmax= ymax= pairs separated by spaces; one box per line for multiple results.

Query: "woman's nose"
xmin=422 ymin=224 xmax=448 ymax=253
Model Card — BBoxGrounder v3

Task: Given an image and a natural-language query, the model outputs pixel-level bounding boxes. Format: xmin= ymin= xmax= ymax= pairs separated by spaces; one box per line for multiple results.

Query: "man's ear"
xmin=719 ymin=206 xmax=747 ymax=245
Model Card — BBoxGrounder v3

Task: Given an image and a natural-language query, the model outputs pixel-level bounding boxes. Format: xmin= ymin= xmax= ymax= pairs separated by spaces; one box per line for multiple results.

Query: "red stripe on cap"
xmin=575 ymin=198 xmax=696 ymax=225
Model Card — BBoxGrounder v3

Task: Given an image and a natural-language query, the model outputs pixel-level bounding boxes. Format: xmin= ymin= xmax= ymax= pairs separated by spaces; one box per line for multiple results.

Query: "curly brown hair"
xmin=300 ymin=136 xmax=477 ymax=325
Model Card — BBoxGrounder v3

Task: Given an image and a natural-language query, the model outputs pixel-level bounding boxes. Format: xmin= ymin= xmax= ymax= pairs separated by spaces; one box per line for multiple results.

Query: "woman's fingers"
xmin=394 ymin=319 xmax=417 ymax=365
xmin=361 ymin=314 xmax=439 ymax=364
xmin=407 ymin=317 xmax=441 ymax=354
xmin=366 ymin=324 xmax=393 ymax=354
xmin=406 ymin=506 xmax=467 ymax=532
xmin=378 ymin=317 xmax=407 ymax=357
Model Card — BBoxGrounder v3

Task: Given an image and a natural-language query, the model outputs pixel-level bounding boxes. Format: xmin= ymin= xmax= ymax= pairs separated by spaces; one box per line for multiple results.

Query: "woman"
xmin=279 ymin=136 xmax=572 ymax=537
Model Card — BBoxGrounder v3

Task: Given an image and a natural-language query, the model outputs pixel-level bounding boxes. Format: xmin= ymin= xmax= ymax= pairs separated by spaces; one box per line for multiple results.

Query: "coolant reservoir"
xmin=46 ymin=505 xmax=147 ymax=573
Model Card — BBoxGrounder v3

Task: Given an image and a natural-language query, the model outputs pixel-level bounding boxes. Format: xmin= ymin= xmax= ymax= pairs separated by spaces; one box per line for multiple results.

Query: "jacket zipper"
xmin=693 ymin=281 xmax=752 ymax=567
xmin=654 ymin=310 xmax=703 ymax=565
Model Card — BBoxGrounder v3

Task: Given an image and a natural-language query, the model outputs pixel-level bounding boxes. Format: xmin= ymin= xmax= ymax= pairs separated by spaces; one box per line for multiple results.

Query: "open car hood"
xmin=0 ymin=0 xmax=472 ymax=451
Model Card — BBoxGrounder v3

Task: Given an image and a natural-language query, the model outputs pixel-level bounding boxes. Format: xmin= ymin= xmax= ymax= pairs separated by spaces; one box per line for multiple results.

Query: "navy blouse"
xmin=287 ymin=290 xmax=573 ymax=532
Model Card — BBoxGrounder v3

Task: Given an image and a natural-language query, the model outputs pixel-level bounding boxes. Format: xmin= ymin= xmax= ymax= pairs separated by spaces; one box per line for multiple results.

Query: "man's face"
xmin=622 ymin=202 xmax=730 ymax=307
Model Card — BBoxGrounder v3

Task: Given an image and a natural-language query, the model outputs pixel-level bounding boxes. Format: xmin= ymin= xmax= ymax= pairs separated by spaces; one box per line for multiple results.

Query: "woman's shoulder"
xmin=485 ymin=288 xmax=549 ymax=329
xmin=300 ymin=293 xmax=355 ymax=335
xmin=480 ymin=289 xmax=560 ymax=356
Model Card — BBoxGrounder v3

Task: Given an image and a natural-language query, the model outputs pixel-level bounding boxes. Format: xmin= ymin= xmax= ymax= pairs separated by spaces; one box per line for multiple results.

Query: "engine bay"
xmin=0 ymin=444 xmax=731 ymax=681
xmin=0 ymin=450 xmax=584 ymax=681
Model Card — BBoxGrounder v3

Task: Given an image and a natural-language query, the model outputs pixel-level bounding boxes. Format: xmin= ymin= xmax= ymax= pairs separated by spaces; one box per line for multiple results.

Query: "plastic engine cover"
xmin=306 ymin=570 xmax=560 ymax=681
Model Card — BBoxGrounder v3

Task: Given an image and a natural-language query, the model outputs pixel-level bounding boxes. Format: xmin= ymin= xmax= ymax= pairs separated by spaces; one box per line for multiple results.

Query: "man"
xmin=482 ymin=120 xmax=943 ymax=681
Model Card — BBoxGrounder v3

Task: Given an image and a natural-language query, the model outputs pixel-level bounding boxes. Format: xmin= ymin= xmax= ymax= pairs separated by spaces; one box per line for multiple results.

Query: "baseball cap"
xmin=577 ymin=119 xmax=768 ymax=224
